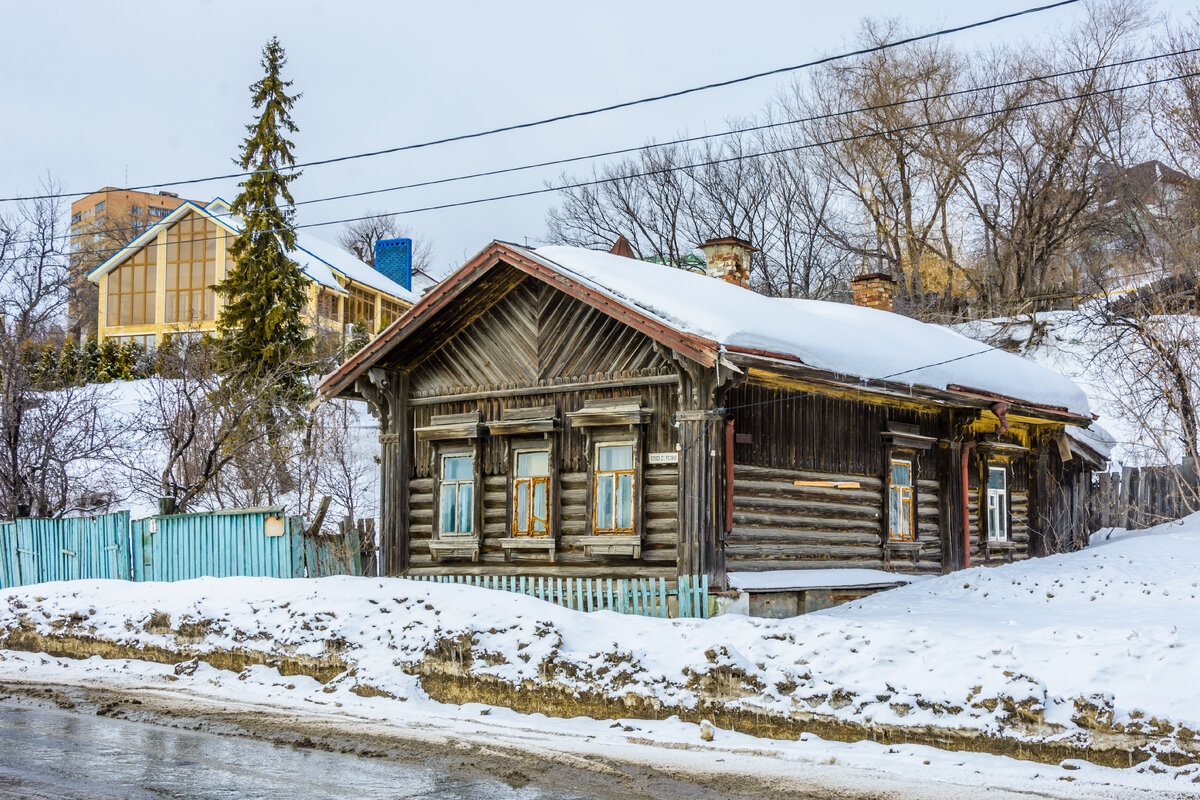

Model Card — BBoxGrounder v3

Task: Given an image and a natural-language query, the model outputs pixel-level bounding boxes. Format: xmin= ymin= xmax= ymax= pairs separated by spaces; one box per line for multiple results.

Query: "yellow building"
xmin=69 ymin=187 xmax=196 ymax=337
xmin=87 ymin=198 xmax=416 ymax=347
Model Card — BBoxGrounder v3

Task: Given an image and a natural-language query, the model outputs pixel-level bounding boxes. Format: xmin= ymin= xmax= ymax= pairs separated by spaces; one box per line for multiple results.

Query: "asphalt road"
xmin=0 ymin=701 xmax=581 ymax=800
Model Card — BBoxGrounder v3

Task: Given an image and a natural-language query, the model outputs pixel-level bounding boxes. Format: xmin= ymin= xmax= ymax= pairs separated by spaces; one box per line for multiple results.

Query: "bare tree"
xmin=547 ymin=131 xmax=851 ymax=298
xmin=0 ymin=188 xmax=119 ymax=518
xmin=113 ymin=336 xmax=292 ymax=514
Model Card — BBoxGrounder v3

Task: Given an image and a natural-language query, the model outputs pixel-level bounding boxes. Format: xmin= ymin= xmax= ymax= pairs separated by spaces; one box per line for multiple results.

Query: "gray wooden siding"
xmin=410 ymin=278 xmax=668 ymax=398
xmin=406 ymin=465 xmax=678 ymax=578
xmin=727 ymin=464 xmax=942 ymax=574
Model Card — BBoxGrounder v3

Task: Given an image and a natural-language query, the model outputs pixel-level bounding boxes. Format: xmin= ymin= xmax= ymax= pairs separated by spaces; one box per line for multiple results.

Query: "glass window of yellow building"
xmin=106 ymin=244 xmax=156 ymax=326
xmin=164 ymin=212 xmax=218 ymax=323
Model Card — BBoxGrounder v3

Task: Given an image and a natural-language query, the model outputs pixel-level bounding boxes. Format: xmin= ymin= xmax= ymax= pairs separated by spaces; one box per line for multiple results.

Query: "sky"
xmin=0 ymin=0 xmax=1138 ymax=275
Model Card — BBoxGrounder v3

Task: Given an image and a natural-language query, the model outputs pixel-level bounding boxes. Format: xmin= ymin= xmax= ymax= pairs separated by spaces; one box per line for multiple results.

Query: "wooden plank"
xmin=792 ymin=480 xmax=861 ymax=489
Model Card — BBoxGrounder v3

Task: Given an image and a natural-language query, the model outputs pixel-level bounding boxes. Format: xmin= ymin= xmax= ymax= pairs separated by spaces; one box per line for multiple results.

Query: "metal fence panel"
xmin=138 ymin=508 xmax=294 ymax=582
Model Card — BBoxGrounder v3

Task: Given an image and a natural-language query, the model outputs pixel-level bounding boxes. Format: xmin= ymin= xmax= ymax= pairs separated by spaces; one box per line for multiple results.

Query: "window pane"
xmin=598 ymin=444 xmax=633 ymax=471
xmin=891 ymin=460 xmax=911 ymax=486
xmin=457 ymin=484 xmax=473 ymax=533
xmin=107 ymin=293 xmax=118 ymax=322
xmin=444 ymin=456 xmax=472 ymax=481
xmin=516 ymin=481 xmax=529 ymax=532
xmin=616 ymin=474 xmax=634 ymax=530
xmin=532 ymin=480 xmax=547 ymax=533
xmin=119 ymin=294 xmax=131 ymax=325
xmin=440 ymin=484 xmax=457 ymax=534
xmin=516 ymin=451 xmax=549 ymax=477
xmin=889 ymin=488 xmax=901 ymax=537
xmin=119 ymin=267 xmax=131 ymax=292
xmin=901 ymin=494 xmax=913 ymax=539
xmin=596 ymin=477 xmax=614 ymax=530
xmin=132 ymin=297 xmax=143 ymax=325
xmin=989 ymin=467 xmax=1006 ymax=490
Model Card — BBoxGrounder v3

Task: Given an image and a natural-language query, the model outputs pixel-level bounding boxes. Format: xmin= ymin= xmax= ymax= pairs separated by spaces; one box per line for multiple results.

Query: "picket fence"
xmin=1089 ymin=461 xmax=1200 ymax=531
xmin=407 ymin=573 xmax=711 ymax=619
xmin=0 ymin=507 xmax=361 ymax=590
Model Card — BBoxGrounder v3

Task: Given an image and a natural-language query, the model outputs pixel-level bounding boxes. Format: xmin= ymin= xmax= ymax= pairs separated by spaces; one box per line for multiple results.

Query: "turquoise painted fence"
xmin=131 ymin=508 xmax=361 ymax=582
xmin=408 ymin=573 xmax=711 ymax=619
xmin=132 ymin=508 xmax=294 ymax=582
xmin=0 ymin=512 xmax=130 ymax=589
xmin=0 ymin=507 xmax=361 ymax=588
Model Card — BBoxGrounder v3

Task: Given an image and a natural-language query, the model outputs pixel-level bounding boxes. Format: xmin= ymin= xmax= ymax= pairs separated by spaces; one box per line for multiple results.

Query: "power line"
xmin=0 ymin=0 xmax=1084 ymax=204
xmin=21 ymin=65 xmax=1199 ymax=259
xmin=53 ymin=44 xmax=1196 ymax=249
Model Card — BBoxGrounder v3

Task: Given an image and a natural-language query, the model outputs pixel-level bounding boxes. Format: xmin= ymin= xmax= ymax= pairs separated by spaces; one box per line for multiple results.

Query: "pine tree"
xmin=215 ymin=37 xmax=312 ymax=418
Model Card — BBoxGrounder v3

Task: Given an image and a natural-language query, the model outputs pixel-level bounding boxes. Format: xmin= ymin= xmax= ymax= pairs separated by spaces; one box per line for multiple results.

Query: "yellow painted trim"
xmin=97 ymin=272 xmax=108 ymax=342
xmin=745 ymin=368 xmax=946 ymax=414
xmin=154 ymin=231 xmax=167 ymax=329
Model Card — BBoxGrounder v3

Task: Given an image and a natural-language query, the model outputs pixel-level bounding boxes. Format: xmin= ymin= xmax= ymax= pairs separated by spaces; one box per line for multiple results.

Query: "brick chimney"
xmin=609 ymin=235 xmax=635 ymax=259
xmin=850 ymin=272 xmax=896 ymax=312
xmin=698 ymin=236 xmax=756 ymax=288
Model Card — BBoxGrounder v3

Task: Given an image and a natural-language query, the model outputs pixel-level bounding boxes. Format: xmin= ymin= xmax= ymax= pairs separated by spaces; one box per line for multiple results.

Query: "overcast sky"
xmin=0 ymin=1 xmax=1143 ymax=273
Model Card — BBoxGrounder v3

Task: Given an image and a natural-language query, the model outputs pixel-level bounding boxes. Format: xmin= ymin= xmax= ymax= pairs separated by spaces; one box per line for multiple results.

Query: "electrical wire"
xmin=32 ymin=66 xmax=1199 ymax=261
xmin=40 ymin=45 xmax=1198 ymax=248
xmin=0 ymin=0 xmax=1085 ymax=204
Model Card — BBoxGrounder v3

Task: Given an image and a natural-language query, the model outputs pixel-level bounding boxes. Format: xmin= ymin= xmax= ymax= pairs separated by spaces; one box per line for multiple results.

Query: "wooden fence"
xmin=406 ymin=573 xmax=711 ymax=619
xmin=1089 ymin=460 xmax=1199 ymax=531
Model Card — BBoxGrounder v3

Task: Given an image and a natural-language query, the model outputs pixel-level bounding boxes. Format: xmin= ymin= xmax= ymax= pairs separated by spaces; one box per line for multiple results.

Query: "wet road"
xmin=0 ymin=703 xmax=585 ymax=800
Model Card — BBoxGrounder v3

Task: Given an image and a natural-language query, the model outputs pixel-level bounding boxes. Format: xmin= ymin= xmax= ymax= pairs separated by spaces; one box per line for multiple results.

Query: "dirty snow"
xmin=3 ymin=513 xmax=1200 ymax=793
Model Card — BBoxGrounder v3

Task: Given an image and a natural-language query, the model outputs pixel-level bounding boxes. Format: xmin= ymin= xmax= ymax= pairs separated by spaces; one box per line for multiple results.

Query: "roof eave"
xmin=315 ymin=241 xmax=721 ymax=403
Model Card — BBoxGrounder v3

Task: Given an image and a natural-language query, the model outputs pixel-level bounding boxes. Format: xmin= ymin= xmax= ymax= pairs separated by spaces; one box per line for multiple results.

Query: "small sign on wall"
xmin=648 ymin=452 xmax=679 ymax=465
xmin=265 ymin=516 xmax=285 ymax=538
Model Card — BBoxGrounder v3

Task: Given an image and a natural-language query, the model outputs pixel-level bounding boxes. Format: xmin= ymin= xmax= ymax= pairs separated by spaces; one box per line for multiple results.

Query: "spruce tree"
xmin=216 ymin=37 xmax=312 ymax=417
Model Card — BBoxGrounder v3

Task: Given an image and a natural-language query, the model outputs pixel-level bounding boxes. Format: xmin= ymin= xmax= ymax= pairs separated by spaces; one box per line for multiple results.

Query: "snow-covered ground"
xmin=2 ymin=513 xmax=1200 ymax=795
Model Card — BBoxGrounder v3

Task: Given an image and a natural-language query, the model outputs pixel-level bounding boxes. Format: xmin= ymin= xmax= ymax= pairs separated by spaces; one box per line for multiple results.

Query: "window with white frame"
xmin=512 ymin=449 xmax=550 ymax=537
xmin=986 ymin=466 xmax=1008 ymax=542
xmin=888 ymin=458 xmax=915 ymax=542
xmin=438 ymin=454 xmax=475 ymax=536
xmin=593 ymin=442 xmax=635 ymax=534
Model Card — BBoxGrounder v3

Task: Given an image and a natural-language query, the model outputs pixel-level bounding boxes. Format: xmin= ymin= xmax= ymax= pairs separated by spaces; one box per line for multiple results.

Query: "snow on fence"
xmin=406 ymin=574 xmax=711 ymax=619
xmin=0 ymin=508 xmax=363 ymax=589
xmin=1090 ymin=460 xmax=1200 ymax=531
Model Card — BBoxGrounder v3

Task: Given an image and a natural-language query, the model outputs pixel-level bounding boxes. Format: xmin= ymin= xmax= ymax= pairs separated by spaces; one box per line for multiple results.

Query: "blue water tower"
xmin=374 ymin=238 xmax=413 ymax=290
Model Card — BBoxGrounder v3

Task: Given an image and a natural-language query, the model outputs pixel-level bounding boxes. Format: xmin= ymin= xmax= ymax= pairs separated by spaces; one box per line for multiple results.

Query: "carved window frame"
xmin=508 ymin=439 xmax=556 ymax=540
xmin=586 ymin=430 xmax=644 ymax=539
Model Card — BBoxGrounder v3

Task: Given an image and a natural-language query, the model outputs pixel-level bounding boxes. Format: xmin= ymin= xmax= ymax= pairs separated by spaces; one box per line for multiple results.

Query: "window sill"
xmin=984 ymin=539 xmax=1016 ymax=550
xmin=429 ymin=536 xmax=480 ymax=562
xmin=583 ymin=534 xmax=642 ymax=559
xmin=500 ymin=538 xmax=556 ymax=562
xmin=883 ymin=540 xmax=922 ymax=551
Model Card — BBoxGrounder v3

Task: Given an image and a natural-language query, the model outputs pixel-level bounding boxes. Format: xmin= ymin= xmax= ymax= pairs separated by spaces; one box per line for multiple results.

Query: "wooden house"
xmin=316 ymin=238 xmax=1101 ymax=602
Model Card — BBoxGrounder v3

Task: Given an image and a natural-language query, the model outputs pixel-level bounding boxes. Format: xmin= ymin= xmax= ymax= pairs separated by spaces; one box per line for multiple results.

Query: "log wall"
xmin=727 ymin=464 xmax=942 ymax=574
xmin=401 ymin=275 xmax=683 ymax=578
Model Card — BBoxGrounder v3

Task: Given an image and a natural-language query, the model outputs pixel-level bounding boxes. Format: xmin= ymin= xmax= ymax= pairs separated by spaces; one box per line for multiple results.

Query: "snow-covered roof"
xmin=87 ymin=199 xmax=416 ymax=305
xmin=514 ymin=245 xmax=1092 ymax=417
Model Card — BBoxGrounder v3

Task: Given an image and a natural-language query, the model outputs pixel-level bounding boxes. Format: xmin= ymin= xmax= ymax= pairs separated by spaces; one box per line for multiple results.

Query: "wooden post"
xmin=937 ymin=440 xmax=962 ymax=573
xmin=672 ymin=359 xmax=726 ymax=589
xmin=357 ymin=368 xmax=409 ymax=576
